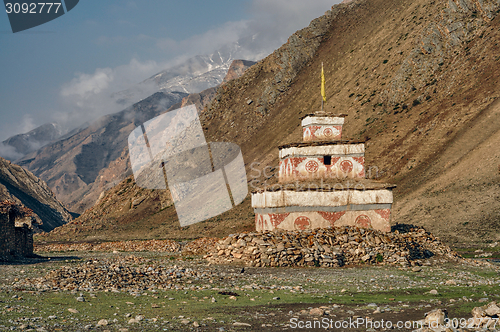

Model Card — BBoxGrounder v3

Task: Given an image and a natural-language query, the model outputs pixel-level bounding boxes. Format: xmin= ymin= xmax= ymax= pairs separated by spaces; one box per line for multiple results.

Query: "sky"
xmin=0 ymin=0 xmax=340 ymax=147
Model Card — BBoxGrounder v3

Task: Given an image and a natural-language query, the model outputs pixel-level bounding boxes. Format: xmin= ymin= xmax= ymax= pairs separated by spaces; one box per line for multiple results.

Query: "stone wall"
xmin=0 ymin=202 xmax=34 ymax=260
xmin=14 ymin=225 xmax=33 ymax=257
xmin=204 ymin=226 xmax=461 ymax=268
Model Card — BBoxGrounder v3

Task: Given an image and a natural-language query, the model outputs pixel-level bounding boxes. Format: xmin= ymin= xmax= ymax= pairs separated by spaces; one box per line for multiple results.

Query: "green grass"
xmin=1 ymin=253 xmax=498 ymax=330
xmin=3 ymin=283 xmax=497 ymax=326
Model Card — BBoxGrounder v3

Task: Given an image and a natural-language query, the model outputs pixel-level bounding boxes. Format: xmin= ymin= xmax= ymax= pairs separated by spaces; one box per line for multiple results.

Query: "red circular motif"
xmin=340 ymin=160 xmax=353 ymax=174
xmin=323 ymin=128 xmax=333 ymax=137
xmin=355 ymin=215 xmax=372 ymax=228
xmin=305 ymin=160 xmax=319 ymax=173
xmin=294 ymin=216 xmax=311 ymax=230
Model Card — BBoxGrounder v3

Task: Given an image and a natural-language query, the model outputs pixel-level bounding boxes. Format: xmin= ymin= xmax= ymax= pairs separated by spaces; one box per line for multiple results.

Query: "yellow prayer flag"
xmin=321 ymin=63 xmax=326 ymax=102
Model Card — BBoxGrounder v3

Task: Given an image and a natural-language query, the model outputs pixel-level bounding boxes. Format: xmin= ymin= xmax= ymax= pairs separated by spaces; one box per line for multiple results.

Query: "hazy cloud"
xmin=238 ymin=0 xmax=341 ymax=59
xmin=19 ymin=114 xmax=37 ymax=134
xmin=0 ymin=143 xmax=23 ymax=160
xmin=61 ymin=68 xmax=114 ymax=103
xmin=57 ymin=58 xmax=163 ymax=128
xmin=156 ymin=0 xmax=339 ymax=60
xmin=156 ymin=20 xmax=250 ymax=58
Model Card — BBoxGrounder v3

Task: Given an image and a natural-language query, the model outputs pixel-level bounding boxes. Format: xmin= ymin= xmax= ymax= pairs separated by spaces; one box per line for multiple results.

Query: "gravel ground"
xmin=0 ymin=250 xmax=499 ymax=331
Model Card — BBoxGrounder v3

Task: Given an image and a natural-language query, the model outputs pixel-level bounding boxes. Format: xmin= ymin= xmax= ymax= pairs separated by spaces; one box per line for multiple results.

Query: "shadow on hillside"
xmin=391 ymin=223 xmax=424 ymax=233
xmin=391 ymin=223 xmax=436 ymax=260
xmin=0 ymin=254 xmax=81 ymax=265
xmin=69 ymin=212 xmax=81 ymax=219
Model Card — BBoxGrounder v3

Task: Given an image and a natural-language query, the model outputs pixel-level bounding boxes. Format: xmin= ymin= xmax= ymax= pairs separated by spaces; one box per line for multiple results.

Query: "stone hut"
xmin=251 ymin=113 xmax=395 ymax=232
xmin=0 ymin=201 xmax=37 ymax=260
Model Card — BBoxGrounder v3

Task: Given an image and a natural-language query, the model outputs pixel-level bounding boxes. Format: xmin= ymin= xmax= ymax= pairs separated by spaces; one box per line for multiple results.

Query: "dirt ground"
xmin=0 ymin=251 xmax=498 ymax=331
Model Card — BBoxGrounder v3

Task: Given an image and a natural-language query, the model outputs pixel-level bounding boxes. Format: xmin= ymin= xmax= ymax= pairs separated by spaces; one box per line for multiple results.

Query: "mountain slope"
xmin=0 ymin=157 xmax=72 ymax=231
xmin=40 ymin=0 xmax=500 ymax=244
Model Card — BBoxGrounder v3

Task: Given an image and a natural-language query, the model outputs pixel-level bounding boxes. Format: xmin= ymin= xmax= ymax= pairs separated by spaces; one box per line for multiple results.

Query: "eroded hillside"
xmin=0 ymin=157 xmax=72 ymax=231
xmin=42 ymin=0 xmax=500 ymax=244
xmin=200 ymin=0 xmax=500 ymax=244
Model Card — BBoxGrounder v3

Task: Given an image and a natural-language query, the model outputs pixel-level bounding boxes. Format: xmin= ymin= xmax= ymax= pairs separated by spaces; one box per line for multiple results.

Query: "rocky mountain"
xmin=0 ymin=123 xmax=62 ymax=161
xmin=0 ymin=157 xmax=72 ymax=232
xmin=145 ymin=42 xmax=262 ymax=93
xmin=145 ymin=55 xmax=229 ymax=94
xmin=5 ymin=42 xmax=260 ymax=167
xmin=115 ymin=42 xmax=262 ymax=106
xmin=39 ymin=0 xmax=500 ymax=245
xmin=223 ymin=60 xmax=258 ymax=83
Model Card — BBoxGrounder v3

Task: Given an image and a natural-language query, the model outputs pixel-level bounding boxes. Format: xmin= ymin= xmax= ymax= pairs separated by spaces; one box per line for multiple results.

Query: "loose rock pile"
xmin=14 ymin=256 xmax=215 ymax=292
xmin=204 ymin=226 xmax=461 ymax=267
xmin=34 ymin=239 xmax=180 ymax=253
xmin=182 ymin=237 xmax=218 ymax=255
xmin=414 ymin=302 xmax=500 ymax=331
xmin=471 ymin=301 xmax=500 ymax=329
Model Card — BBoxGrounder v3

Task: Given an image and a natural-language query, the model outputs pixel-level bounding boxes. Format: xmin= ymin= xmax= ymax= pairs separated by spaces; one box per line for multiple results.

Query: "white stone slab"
xmin=301 ymin=116 xmax=345 ymax=127
xmin=279 ymin=144 xmax=365 ymax=159
xmin=251 ymin=189 xmax=393 ymax=208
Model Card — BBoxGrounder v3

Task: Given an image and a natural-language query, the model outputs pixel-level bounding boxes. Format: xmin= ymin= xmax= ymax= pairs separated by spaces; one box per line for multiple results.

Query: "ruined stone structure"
xmin=252 ymin=113 xmax=395 ymax=232
xmin=0 ymin=201 xmax=37 ymax=260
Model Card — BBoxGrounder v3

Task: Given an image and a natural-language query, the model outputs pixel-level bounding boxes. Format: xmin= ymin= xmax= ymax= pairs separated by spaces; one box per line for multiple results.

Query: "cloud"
xmin=155 ymin=0 xmax=337 ymax=60
xmin=19 ymin=114 xmax=37 ymax=134
xmin=60 ymin=68 xmax=114 ymax=103
xmin=156 ymin=20 xmax=250 ymax=58
xmin=57 ymin=58 xmax=163 ymax=129
xmin=154 ymin=0 xmax=340 ymax=61
xmin=61 ymin=58 xmax=161 ymax=99
xmin=0 ymin=143 xmax=23 ymax=160
xmin=251 ymin=0 xmax=336 ymax=26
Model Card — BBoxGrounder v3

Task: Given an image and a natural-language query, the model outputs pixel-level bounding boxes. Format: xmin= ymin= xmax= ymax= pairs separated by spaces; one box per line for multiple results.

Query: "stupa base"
xmin=255 ymin=208 xmax=391 ymax=232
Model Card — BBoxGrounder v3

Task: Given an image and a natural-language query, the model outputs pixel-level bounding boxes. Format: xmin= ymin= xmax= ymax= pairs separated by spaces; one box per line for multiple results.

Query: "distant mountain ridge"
xmin=0 ymin=123 xmax=62 ymax=161
xmin=115 ymin=43 xmax=260 ymax=106
xmin=3 ymin=41 xmax=264 ymax=164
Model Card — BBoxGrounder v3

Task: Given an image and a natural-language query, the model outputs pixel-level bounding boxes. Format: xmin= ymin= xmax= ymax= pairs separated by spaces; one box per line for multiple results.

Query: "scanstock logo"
xmin=4 ymin=0 xmax=79 ymax=33
xmin=128 ymin=105 xmax=248 ymax=227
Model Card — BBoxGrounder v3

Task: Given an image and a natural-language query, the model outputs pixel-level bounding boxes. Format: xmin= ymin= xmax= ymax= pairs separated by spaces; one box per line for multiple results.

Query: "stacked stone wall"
xmin=0 ymin=209 xmax=16 ymax=258
xmin=0 ymin=202 xmax=34 ymax=260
